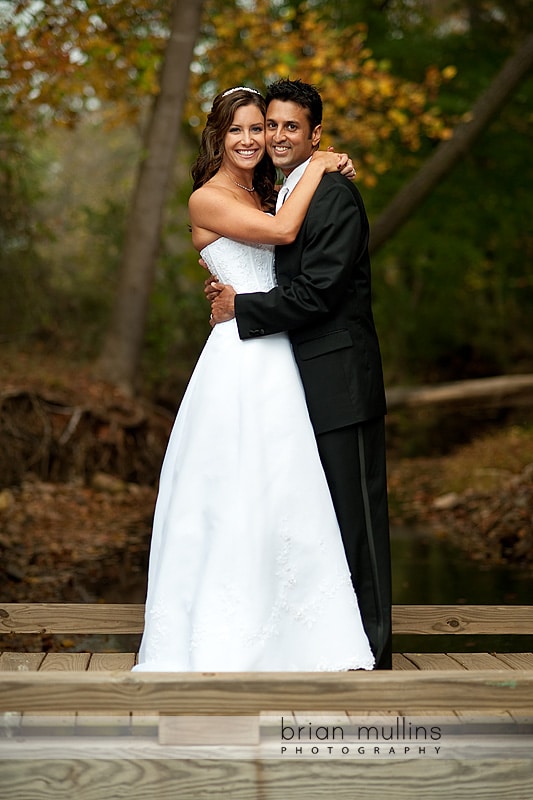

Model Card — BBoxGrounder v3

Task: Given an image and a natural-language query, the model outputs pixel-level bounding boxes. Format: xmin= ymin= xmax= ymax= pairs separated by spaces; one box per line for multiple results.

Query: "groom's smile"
xmin=265 ymin=99 xmax=322 ymax=176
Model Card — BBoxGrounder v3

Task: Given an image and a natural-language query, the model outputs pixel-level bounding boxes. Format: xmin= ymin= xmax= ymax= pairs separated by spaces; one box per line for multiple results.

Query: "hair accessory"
xmin=221 ymin=86 xmax=261 ymax=98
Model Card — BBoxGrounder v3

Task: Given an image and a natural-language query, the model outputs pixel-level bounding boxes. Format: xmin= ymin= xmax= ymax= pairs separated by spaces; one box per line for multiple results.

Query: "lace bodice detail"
xmin=200 ymin=238 xmax=276 ymax=293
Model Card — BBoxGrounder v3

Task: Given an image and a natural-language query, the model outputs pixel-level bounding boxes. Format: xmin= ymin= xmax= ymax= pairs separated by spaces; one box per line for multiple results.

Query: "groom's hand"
xmin=211 ymin=284 xmax=236 ymax=323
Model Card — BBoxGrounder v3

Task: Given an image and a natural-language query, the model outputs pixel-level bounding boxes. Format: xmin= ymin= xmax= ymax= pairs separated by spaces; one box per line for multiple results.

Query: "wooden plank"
xmin=395 ymin=710 xmax=459 ymax=726
xmin=74 ymin=713 xmax=132 ymax=736
xmin=159 ymin=715 xmax=260 ymax=745
xmin=3 ymin=650 xmax=529 ymax=674
xmin=448 ymin=653 xmax=517 ymax=670
xmin=492 ymin=653 xmax=533 ymax=669
xmin=260 ymin=711 xmax=295 ymax=744
xmin=84 ymin=655 xmax=136 ymax=720
xmin=345 ymin=710 xmax=404 ymax=724
xmin=0 ymin=760 xmax=259 ymax=800
xmin=0 ymin=652 xmax=45 ymax=671
xmin=0 ymin=604 xmax=145 ymax=634
xmin=19 ymin=712 xmax=77 ymax=736
xmin=0 ymin=757 xmax=533 ymax=799
xmin=0 ymin=711 xmax=21 ymax=737
xmin=292 ymin=711 xmax=350 ymax=723
xmin=392 ymin=654 xmax=420 ymax=670
xmin=130 ymin=712 xmax=159 ymax=737
xmin=345 ymin=709 xmax=461 ymax=742
xmin=400 ymin=653 xmax=466 ymax=670
xmin=1 ymin=604 xmax=531 ymax=635
xmin=1 ymin=670 xmax=532 ymax=713
xmin=392 ymin=605 xmax=533 ymax=635
xmin=38 ymin=653 xmax=91 ymax=671
xmin=87 ymin=653 xmax=136 ymax=671
xmin=291 ymin=710 xmax=350 ymax=745
xmin=453 ymin=708 xmax=514 ymax=724
xmin=33 ymin=653 xmax=89 ymax=731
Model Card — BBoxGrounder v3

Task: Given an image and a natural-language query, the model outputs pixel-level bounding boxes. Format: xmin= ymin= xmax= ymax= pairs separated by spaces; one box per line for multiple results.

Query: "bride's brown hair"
xmin=191 ymin=88 xmax=277 ymax=213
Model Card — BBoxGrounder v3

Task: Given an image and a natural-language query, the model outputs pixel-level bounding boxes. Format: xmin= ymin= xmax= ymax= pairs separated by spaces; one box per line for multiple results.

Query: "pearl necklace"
xmin=225 ymin=171 xmax=255 ymax=193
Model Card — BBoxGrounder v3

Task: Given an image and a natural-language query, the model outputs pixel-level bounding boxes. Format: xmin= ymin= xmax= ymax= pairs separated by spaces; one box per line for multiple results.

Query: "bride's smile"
xmin=222 ymin=104 xmax=265 ymax=177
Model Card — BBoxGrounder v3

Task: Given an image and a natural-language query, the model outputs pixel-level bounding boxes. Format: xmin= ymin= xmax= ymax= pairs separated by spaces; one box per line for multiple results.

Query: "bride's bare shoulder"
xmin=190 ymin=176 xmax=229 ymax=199
xmin=189 ymin=183 xmax=224 ymax=250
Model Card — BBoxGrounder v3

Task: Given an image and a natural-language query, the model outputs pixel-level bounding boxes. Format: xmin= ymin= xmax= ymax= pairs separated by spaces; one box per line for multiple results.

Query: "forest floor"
xmin=1 ymin=345 xmax=532 ymax=624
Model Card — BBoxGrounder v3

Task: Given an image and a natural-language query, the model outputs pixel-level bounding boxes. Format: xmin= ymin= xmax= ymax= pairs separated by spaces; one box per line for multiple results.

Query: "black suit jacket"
xmin=235 ymin=172 xmax=386 ymax=434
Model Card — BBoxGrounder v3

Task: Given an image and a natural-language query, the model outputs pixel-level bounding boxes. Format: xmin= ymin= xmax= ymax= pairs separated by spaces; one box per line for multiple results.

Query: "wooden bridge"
xmin=0 ymin=603 xmax=532 ymax=798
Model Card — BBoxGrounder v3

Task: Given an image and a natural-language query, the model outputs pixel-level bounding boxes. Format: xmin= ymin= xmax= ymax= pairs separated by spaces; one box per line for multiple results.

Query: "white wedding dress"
xmin=133 ymin=237 xmax=374 ymax=672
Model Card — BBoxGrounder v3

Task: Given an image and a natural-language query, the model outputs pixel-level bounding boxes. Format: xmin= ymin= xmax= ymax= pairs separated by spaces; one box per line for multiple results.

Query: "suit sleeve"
xmin=235 ymin=178 xmax=366 ymax=339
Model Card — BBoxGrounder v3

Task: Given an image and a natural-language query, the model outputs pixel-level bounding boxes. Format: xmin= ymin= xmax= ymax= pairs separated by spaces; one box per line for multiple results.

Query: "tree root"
xmin=0 ymin=389 xmax=171 ymax=487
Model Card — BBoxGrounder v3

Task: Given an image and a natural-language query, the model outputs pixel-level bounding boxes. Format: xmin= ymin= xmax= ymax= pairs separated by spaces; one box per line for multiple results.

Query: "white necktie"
xmin=276 ymin=185 xmax=289 ymax=213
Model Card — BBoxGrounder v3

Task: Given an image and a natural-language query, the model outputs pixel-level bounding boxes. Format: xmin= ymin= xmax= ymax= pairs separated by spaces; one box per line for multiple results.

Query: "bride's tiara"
xmin=221 ymin=86 xmax=261 ymax=98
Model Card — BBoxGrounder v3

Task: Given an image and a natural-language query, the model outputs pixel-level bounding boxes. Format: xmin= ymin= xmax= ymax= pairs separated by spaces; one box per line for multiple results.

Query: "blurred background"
xmin=0 ymin=0 xmax=532 ymax=650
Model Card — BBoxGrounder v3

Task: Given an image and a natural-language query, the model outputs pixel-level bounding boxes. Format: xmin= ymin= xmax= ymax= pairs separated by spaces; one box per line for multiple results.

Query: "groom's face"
xmin=265 ymin=99 xmax=322 ymax=176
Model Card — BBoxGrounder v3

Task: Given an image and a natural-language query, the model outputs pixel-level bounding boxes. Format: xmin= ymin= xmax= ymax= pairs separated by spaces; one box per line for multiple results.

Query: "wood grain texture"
xmin=391 ymin=605 xmax=533 ymax=635
xmin=0 ymin=601 xmax=531 ymax=800
xmin=0 ymin=757 xmax=532 ymax=800
xmin=493 ymin=653 xmax=533 ymax=669
xmin=392 ymin=654 xmax=420 ymax=670
xmin=0 ymin=604 xmax=145 ymax=634
xmin=0 ymin=652 xmax=45 ymax=671
xmin=448 ymin=653 xmax=518 ymax=670
xmin=1 ymin=604 xmax=531 ymax=634
xmin=38 ymin=653 xmax=91 ymax=672
xmin=0 ymin=670 xmax=532 ymax=713
xmin=400 ymin=653 xmax=466 ymax=670
xmin=87 ymin=653 xmax=136 ymax=671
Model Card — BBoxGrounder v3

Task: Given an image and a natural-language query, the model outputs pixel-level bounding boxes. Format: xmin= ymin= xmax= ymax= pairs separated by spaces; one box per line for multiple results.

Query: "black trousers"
xmin=316 ymin=417 xmax=392 ymax=670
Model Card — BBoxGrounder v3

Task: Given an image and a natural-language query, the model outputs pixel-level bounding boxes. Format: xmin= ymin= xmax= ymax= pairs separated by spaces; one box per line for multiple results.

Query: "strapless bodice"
xmin=200 ymin=238 xmax=276 ymax=293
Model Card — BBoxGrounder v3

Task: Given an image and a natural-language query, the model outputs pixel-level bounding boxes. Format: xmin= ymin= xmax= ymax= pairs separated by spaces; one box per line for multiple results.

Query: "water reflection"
xmin=391 ymin=526 xmax=533 ymax=653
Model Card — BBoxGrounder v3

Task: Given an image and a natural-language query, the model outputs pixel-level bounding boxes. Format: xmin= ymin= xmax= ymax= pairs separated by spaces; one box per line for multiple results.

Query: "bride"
xmin=133 ymin=87 xmax=374 ymax=672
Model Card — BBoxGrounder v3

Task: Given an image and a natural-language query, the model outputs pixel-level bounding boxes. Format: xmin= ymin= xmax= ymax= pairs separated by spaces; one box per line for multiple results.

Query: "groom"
xmin=210 ymin=79 xmax=392 ymax=669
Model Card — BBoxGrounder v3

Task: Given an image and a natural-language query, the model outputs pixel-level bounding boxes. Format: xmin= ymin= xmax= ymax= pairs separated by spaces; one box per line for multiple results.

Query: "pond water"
xmin=391 ymin=526 xmax=533 ymax=653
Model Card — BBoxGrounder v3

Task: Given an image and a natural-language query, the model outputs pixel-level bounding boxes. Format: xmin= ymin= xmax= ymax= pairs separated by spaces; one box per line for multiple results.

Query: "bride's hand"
xmin=312 ymin=147 xmax=357 ymax=179
xmin=327 ymin=146 xmax=357 ymax=179
xmin=204 ymin=277 xmax=220 ymax=303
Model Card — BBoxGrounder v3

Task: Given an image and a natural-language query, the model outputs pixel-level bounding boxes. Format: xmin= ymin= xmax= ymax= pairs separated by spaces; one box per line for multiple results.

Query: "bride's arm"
xmin=189 ymin=151 xmax=342 ymax=248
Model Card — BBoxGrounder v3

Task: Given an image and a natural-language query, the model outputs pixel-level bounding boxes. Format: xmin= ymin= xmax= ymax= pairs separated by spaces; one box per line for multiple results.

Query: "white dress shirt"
xmin=275 ymin=157 xmax=312 ymax=212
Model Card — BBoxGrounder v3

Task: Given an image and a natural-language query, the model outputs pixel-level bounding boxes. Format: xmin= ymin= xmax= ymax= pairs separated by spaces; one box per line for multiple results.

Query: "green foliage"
xmin=188 ymin=0 xmax=454 ymax=187
xmin=60 ymin=198 xmax=126 ymax=351
xmin=372 ymin=122 xmax=533 ymax=383
xmin=15 ymin=118 xmax=138 ymax=356
xmin=142 ymin=247 xmax=210 ymax=401
xmin=1 ymin=0 xmax=531 ymax=395
xmin=0 ymin=114 xmax=51 ymax=340
xmin=362 ymin=5 xmax=533 ymax=383
xmin=142 ymin=168 xmax=211 ymax=400
xmin=0 ymin=0 xmax=171 ymax=127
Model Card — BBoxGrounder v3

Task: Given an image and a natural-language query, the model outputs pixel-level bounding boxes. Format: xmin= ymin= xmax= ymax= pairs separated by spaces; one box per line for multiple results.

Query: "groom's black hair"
xmin=265 ymin=79 xmax=323 ymax=132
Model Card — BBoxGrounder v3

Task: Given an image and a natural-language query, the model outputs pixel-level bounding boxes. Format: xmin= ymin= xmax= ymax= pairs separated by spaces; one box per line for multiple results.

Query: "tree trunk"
xmin=370 ymin=32 xmax=533 ymax=254
xmin=96 ymin=0 xmax=204 ymax=393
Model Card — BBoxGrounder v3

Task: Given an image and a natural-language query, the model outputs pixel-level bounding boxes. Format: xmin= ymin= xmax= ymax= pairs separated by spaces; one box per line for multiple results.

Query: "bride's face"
xmin=222 ymin=104 xmax=266 ymax=173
